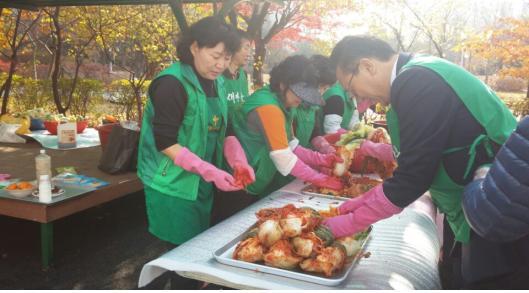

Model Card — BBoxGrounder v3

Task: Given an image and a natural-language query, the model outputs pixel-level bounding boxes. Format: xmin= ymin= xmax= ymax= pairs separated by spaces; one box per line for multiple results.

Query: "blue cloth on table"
xmin=25 ymin=128 xmax=101 ymax=150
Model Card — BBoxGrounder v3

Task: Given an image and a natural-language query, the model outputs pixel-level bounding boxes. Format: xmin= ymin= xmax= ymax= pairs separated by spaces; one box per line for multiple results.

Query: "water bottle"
xmin=35 ymin=149 xmax=52 ymax=186
xmin=38 ymin=174 xmax=52 ymax=203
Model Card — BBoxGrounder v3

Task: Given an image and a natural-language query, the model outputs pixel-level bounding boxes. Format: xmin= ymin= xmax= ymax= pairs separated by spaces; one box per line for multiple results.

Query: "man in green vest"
xmin=322 ymin=36 xmax=516 ymax=288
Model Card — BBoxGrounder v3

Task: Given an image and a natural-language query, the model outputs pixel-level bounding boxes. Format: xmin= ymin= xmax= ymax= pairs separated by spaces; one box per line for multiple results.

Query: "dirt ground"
xmin=0 ymin=191 xmax=172 ymax=289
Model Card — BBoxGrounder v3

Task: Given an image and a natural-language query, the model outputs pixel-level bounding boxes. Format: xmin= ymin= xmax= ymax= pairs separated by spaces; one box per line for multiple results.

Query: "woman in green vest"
xmin=233 ymin=55 xmax=344 ymax=196
xmin=322 ymin=36 xmax=517 ymax=288
xmin=223 ymin=29 xmax=251 ymax=130
xmin=137 ymin=17 xmax=255 ymax=246
xmin=292 ymin=55 xmax=336 ymax=154
xmin=321 ymin=82 xmax=358 ymax=134
xmin=211 ymin=29 xmax=255 ymax=224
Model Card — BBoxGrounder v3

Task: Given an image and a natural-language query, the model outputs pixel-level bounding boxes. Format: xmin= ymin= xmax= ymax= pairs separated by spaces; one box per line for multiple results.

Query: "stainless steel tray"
xmin=213 ymin=224 xmax=371 ymax=286
xmin=301 ymin=173 xmax=382 ymax=201
xmin=301 ymin=186 xmax=351 ymax=201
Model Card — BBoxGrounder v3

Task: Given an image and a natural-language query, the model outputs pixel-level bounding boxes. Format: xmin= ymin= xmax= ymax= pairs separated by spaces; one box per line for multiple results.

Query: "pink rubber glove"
xmin=293 ymin=145 xmax=342 ymax=170
xmin=322 ymin=184 xmax=402 ymax=238
xmin=311 ymin=136 xmax=336 ymax=154
xmin=357 ymin=140 xmax=395 ymax=162
xmin=223 ymin=136 xmax=255 ymax=187
xmin=174 ymin=147 xmax=241 ymax=192
xmin=290 ymin=159 xmax=343 ymax=190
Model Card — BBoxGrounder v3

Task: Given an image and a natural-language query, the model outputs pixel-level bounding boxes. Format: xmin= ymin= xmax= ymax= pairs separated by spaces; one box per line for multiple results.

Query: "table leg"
xmin=40 ymin=222 xmax=53 ymax=269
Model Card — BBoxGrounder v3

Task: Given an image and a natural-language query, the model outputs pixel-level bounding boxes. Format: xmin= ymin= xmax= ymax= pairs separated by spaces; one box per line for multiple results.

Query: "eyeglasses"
xmin=346 ymin=73 xmax=358 ymax=99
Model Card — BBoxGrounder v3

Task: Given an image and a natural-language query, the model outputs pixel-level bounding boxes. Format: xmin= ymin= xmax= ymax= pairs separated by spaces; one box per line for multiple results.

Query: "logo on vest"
xmin=208 ymin=115 xmax=221 ymax=132
xmin=227 ymin=91 xmax=245 ymax=104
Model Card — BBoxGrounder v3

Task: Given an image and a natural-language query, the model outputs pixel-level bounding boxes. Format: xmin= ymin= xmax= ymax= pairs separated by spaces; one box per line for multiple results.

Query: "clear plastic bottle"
xmin=35 ymin=149 xmax=52 ymax=186
xmin=38 ymin=174 xmax=52 ymax=203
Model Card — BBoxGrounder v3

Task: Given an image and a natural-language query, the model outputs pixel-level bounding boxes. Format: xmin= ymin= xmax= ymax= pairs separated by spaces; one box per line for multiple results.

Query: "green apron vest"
xmin=292 ymin=105 xmax=318 ymax=148
xmin=322 ymin=82 xmax=359 ymax=130
xmin=137 ymin=62 xmax=228 ymax=201
xmin=235 ymin=85 xmax=294 ymax=195
xmin=386 ymin=56 xmax=516 ymax=243
xmin=224 ymin=68 xmax=249 ymax=133
xmin=144 ymin=97 xmax=223 ymax=244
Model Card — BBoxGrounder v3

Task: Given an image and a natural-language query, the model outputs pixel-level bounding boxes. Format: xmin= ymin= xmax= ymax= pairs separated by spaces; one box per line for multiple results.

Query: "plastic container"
xmin=57 ymin=122 xmax=77 ymax=149
xmin=38 ymin=175 xmax=52 ymax=203
xmin=35 ymin=149 xmax=52 ymax=186
xmin=44 ymin=120 xmax=88 ymax=135
xmin=97 ymin=123 xmax=119 ymax=150
xmin=30 ymin=118 xmax=46 ymax=130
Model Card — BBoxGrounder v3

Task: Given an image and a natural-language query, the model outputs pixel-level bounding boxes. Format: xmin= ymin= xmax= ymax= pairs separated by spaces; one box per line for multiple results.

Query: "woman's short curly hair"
xmin=177 ymin=16 xmax=240 ymax=65
xmin=310 ymin=54 xmax=336 ymax=86
xmin=269 ymin=55 xmax=319 ymax=94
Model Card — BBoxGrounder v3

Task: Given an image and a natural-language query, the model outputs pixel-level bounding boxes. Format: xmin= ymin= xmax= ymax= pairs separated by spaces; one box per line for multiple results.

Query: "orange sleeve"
xmin=255 ymin=105 xmax=290 ymax=151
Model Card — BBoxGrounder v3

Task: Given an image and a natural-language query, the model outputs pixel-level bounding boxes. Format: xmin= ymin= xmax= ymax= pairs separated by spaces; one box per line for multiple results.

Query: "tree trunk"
xmin=50 ymin=8 xmax=68 ymax=114
xmin=134 ymin=85 xmax=143 ymax=123
xmin=252 ymin=40 xmax=266 ymax=88
xmin=526 ymin=79 xmax=529 ymax=99
xmin=0 ymin=10 xmax=22 ymax=115
xmin=229 ymin=10 xmax=238 ymax=26
xmin=168 ymin=0 xmax=188 ymax=32
xmin=0 ymin=11 xmax=22 ymax=115
xmin=0 ymin=56 xmax=17 ymax=115
xmin=67 ymin=56 xmax=83 ymax=114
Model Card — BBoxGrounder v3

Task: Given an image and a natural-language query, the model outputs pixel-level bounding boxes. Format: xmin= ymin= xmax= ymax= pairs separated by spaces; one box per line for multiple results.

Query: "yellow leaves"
xmin=462 ymin=17 xmax=529 ymax=80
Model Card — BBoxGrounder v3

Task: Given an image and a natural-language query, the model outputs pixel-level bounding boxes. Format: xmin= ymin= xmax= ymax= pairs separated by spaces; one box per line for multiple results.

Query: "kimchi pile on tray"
xmin=232 ymin=204 xmax=369 ymax=277
xmin=332 ymin=123 xmax=396 ymax=179
xmin=308 ymin=123 xmax=396 ymax=198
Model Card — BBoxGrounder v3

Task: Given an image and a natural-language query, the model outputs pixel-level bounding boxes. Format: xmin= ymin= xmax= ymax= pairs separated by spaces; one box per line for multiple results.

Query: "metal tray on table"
xmin=300 ymin=185 xmax=352 ymax=201
xmin=213 ymin=224 xmax=372 ymax=286
xmin=301 ymin=173 xmax=382 ymax=202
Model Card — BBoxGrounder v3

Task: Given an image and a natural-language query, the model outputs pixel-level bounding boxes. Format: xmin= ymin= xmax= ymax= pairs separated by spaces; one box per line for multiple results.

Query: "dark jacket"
xmin=463 ymin=115 xmax=529 ymax=242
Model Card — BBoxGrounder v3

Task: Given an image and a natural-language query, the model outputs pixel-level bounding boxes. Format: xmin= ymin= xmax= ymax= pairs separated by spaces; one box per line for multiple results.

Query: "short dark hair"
xmin=269 ymin=55 xmax=319 ymax=95
xmin=177 ymin=16 xmax=240 ymax=65
xmin=236 ymin=29 xmax=252 ymax=41
xmin=310 ymin=54 xmax=336 ymax=86
xmin=232 ymin=29 xmax=251 ymax=54
xmin=331 ymin=35 xmax=396 ymax=74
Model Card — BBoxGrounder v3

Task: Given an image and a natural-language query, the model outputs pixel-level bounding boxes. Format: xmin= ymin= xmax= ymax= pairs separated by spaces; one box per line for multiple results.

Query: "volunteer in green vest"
xmin=293 ymin=55 xmax=336 ymax=154
xmin=211 ymin=29 xmax=255 ymax=224
xmin=223 ymin=29 xmax=251 ymax=131
xmin=137 ymin=17 xmax=255 ymax=246
xmin=234 ymin=55 xmax=344 ymax=196
xmin=322 ymin=36 xmax=516 ymax=288
xmin=321 ymin=82 xmax=359 ymax=134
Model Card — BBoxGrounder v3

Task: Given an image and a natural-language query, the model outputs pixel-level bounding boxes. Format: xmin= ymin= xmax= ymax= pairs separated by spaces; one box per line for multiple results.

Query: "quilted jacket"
xmin=462 ymin=116 xmax=529 ymax=242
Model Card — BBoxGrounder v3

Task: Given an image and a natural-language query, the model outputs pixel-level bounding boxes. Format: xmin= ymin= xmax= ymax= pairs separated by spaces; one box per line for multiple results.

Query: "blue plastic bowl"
xmin=30 ymin=118 xmax=46 ymax=130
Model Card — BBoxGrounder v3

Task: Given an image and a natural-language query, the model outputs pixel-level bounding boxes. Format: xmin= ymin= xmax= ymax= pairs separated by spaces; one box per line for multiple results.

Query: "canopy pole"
xmin=169 ymin=0 xmax=188 ymax=32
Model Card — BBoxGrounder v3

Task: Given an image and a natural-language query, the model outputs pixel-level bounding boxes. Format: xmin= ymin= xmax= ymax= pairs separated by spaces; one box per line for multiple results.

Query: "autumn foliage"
xmin=463 ymin=18 xmax=529 ymax=98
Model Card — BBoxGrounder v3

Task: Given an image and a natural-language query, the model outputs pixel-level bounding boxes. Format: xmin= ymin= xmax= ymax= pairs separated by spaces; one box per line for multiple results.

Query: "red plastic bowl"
xmin=76 ymin=120 xmax=88 ymax=133
xmin=43 ymin=121 xmax=58 ymax=135
xmin=44 ymin=120 xmax=88 ymax=135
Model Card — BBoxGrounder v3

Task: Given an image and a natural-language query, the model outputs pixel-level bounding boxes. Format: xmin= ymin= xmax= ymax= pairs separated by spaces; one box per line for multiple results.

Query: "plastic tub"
xmin=97 ymin=123 xmax=119 ymax=150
